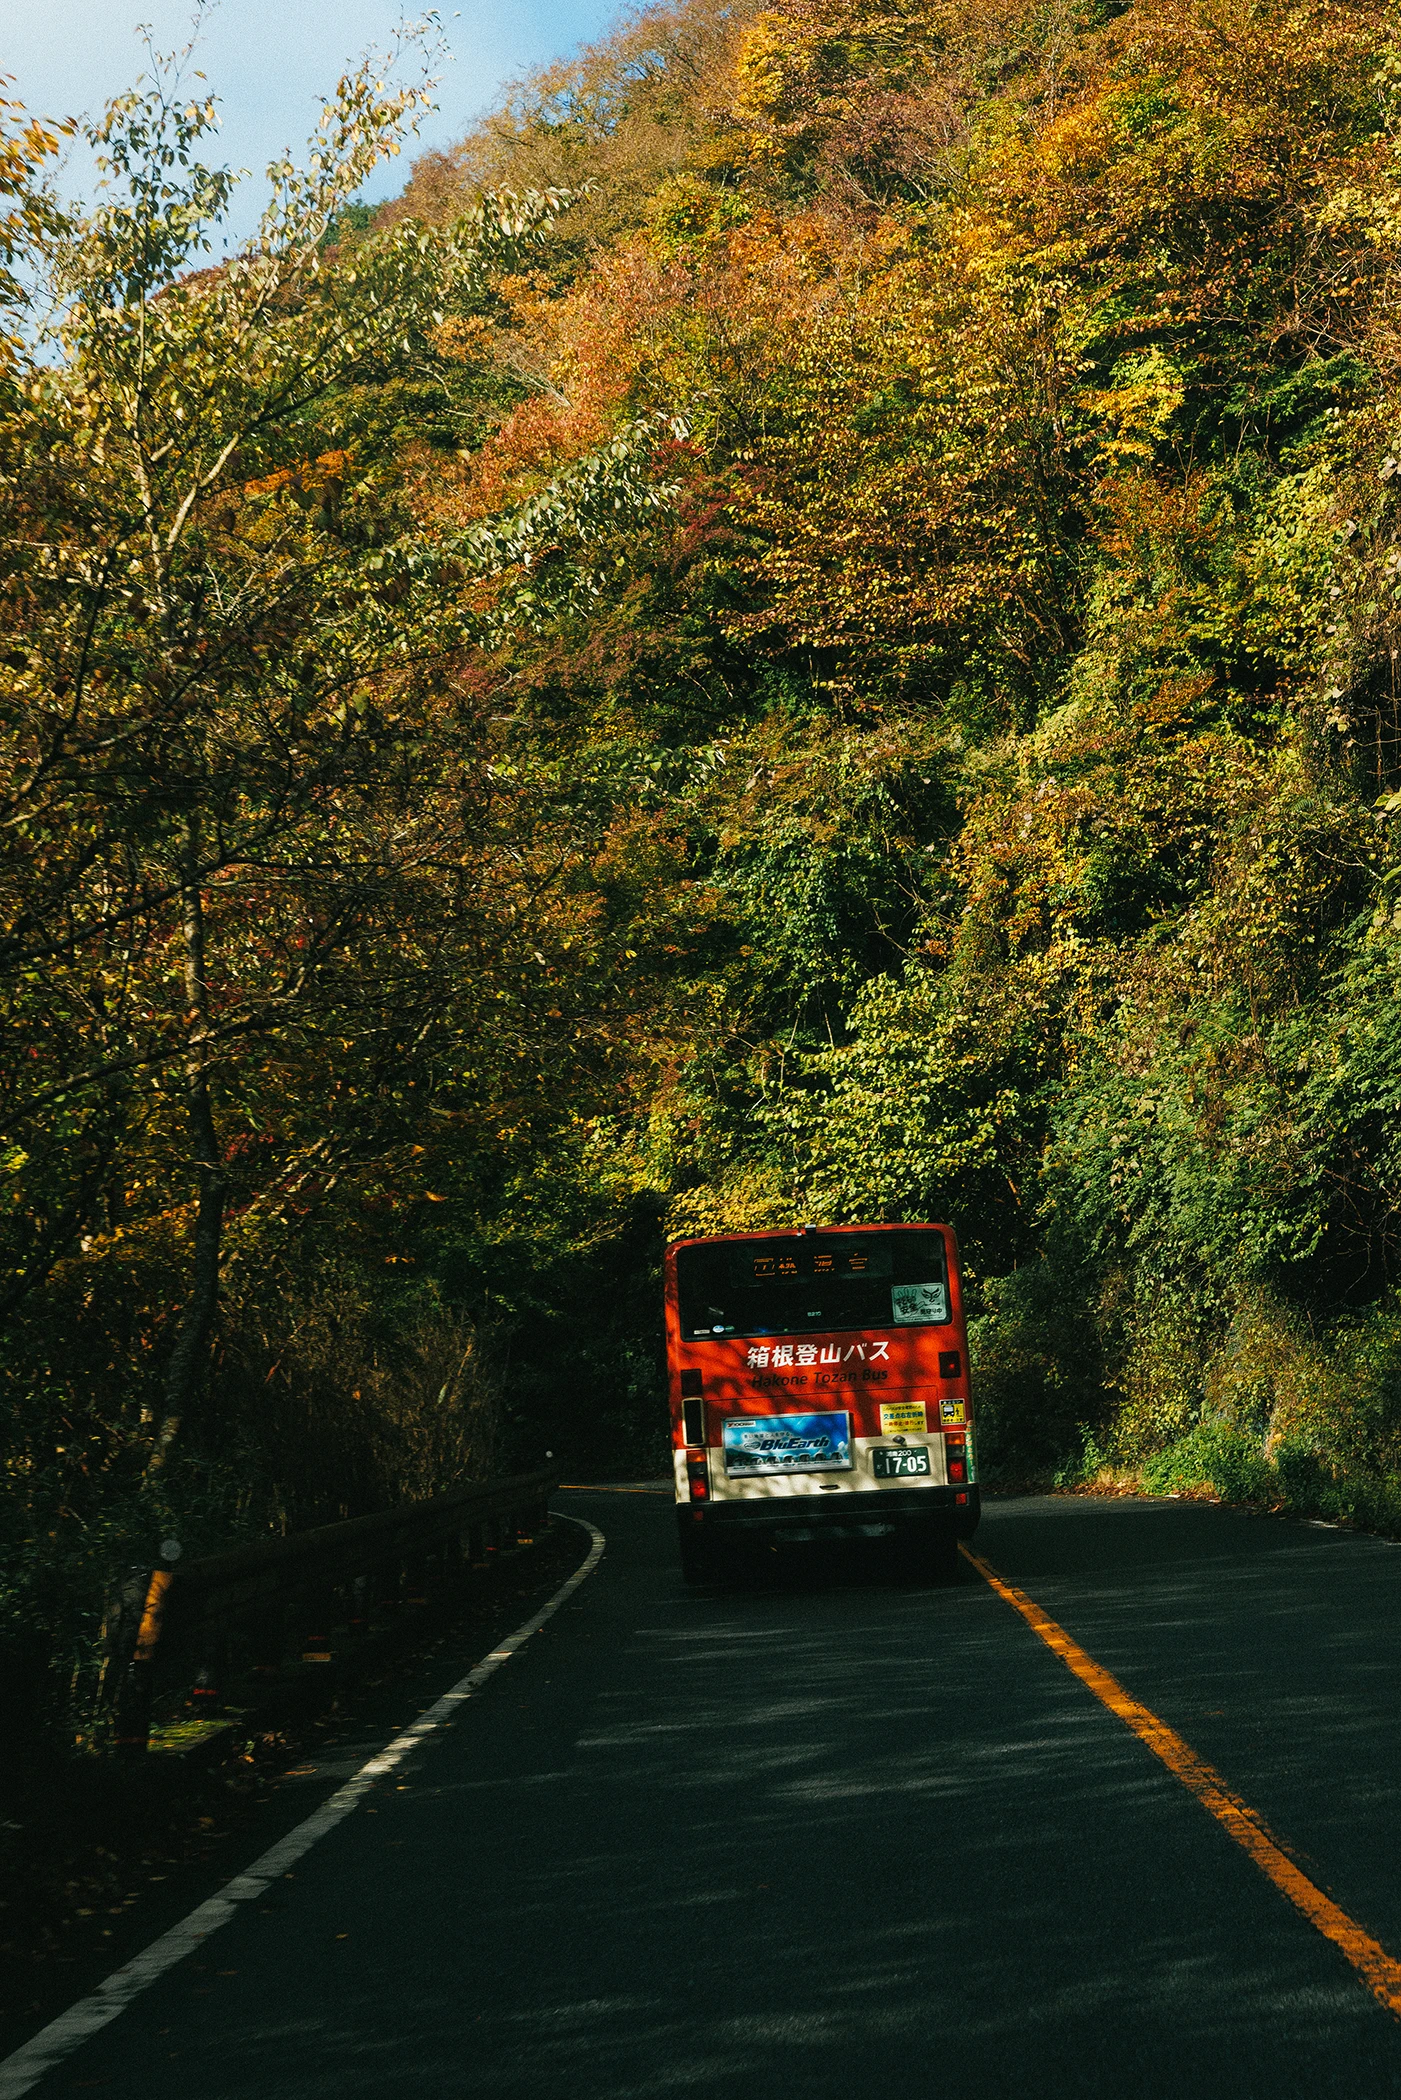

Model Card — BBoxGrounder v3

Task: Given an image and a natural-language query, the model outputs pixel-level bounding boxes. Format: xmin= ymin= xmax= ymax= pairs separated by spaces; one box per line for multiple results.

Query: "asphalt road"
xmin=15 ymin=1489 xmax=1401 ymax=2098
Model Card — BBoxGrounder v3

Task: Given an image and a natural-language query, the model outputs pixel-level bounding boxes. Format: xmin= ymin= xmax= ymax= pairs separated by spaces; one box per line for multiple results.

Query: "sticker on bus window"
xmin=721 ymin=1411 xmax=853 ymax=1476
xmin=939 ymin=1398 xmax=966 ymax=1427
xmin=891 ymin=1282 xmax=949 ymax=1325
xmin=879 ymin=1401 xmax=928 ymax=1435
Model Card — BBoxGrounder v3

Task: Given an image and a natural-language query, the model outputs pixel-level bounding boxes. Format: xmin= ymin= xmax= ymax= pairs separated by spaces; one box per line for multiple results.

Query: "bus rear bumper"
xmin=677 ymin=1484 xmax=980 ymax=1549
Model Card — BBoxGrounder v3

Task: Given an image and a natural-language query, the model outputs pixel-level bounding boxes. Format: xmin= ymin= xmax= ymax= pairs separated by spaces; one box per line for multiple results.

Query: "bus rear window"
xmin=675 ymin=1231 xmax=949 ymax=1340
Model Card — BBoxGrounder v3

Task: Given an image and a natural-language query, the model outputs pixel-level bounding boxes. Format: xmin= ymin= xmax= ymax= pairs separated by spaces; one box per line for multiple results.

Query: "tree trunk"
xmin=147 ymin=827 xmax=224 ymax=1472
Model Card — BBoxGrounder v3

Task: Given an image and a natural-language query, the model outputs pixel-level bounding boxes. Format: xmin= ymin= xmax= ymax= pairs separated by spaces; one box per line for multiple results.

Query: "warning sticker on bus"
xmin=721 ymin=1411 xmax=853 ymax=1476
xmin=879 ymin=1401 xmax=928 ymax=1435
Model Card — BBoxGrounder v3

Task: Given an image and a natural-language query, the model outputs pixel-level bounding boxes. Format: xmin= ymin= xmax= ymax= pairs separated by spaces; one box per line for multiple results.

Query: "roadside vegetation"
xmin=7 ymin=0 xmax=1401 ymax=1743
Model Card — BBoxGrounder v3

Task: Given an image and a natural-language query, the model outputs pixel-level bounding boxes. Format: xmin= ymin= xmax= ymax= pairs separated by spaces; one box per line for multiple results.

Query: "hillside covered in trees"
xmin=7 ymin=0 xmax=1401 ymax=1731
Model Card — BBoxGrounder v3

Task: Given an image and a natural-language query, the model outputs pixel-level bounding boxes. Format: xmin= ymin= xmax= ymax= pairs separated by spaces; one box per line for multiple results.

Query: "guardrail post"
xmin=96 ymin=1566 xmax=149 ymax=1727
xmin=189 ymin=1647 xmax=222 ymax=1712
xmin=248 ymin=1601 xmax=286 ymax=1676
xmin=113 ymin=1567 xmax=173 ymax=1754
xmin=300 ymin=1580 xmax=340 ymax=1663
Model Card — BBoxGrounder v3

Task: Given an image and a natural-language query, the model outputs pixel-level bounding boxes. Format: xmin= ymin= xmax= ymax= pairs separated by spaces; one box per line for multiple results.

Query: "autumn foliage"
xmin=10 ymin=0 xmax=1401 ymax=1737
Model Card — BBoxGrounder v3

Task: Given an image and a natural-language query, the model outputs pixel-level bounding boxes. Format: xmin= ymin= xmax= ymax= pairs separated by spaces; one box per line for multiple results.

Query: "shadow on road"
xmin=26 ymin=1488 xmax=1401 ymax=2100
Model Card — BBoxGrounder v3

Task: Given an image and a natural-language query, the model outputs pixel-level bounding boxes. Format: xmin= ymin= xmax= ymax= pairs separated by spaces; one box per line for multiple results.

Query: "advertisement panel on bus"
xmin=665 ymin=1222 xmax=978 ymax=1581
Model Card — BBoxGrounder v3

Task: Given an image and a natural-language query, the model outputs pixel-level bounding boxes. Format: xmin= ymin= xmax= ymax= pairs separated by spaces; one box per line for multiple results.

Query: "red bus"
xmin=665 ymin=1222 xmax=978 ymax=1582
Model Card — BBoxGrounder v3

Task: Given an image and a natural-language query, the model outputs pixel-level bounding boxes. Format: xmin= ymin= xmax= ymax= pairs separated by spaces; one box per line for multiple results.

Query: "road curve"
xmin=11 ymin=1490 xmax=1401 ymax=2099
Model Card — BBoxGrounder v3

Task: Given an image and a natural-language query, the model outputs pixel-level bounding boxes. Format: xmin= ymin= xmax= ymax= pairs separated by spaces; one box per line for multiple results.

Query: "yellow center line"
xmin=960 ymin=1543 xmax=1401 ymax=2020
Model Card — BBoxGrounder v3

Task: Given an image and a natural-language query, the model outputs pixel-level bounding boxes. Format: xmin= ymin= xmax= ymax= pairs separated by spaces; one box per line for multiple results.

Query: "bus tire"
xmin=895 ymin=1529 xmax=959 ymax=1585
xmin=678 ymin=1532 xmax=712 ymax=1586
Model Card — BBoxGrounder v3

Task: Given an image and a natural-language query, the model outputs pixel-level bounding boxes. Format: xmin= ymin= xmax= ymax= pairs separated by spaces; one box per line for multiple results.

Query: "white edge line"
xmin=0 ymin=1513 xmax=606 ymax=2100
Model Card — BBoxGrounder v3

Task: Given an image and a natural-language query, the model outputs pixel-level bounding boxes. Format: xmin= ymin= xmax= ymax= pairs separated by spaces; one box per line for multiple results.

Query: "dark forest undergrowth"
xmin=0 ymin=1518 xmax=588 ymax=2047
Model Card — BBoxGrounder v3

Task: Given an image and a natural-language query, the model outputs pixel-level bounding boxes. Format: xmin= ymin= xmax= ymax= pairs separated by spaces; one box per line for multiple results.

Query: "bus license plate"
xmin=872 ymin=1446 xmax=931 ymax=1478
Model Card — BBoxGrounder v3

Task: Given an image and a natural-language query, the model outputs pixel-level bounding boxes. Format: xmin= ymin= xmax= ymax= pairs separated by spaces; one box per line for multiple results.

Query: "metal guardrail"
xmin=98 ymin=1468 xmax=558 ymax=1753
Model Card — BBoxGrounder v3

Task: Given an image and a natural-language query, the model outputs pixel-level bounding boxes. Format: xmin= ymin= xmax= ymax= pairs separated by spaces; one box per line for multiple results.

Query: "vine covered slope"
xmin=392 ymin=0 xmax=1401 ymax=1509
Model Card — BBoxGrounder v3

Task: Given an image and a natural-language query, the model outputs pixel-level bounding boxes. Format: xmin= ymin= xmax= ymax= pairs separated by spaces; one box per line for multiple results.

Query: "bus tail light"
xmin=686 ymin=1452 xmax=709 ymax=1501
xmin=946 ymin=1440 xmax=968 ymax=1484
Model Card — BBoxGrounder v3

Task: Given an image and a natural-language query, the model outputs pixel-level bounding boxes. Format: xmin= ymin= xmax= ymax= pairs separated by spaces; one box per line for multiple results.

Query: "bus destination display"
xmin=749 ymin=1243 xmax=887 ymax=1283
xmin=676 ymin=1229 xmax=950 ymax=1340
